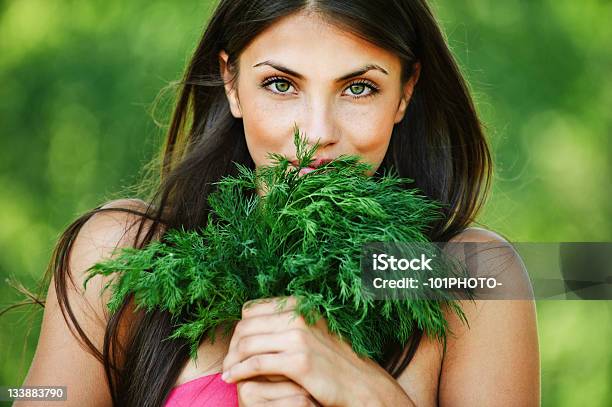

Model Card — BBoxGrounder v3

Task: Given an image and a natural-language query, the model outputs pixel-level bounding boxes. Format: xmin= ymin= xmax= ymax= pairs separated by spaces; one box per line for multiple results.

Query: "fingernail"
xmin=221 ymin=371 xmax=229 ymax=382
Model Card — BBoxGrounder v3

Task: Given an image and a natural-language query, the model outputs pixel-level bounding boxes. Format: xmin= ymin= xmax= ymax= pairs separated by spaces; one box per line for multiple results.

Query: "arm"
xmin=15 ymin=199 xmax=152 ymax=407
xmin=436 ymin=227 xmax=541 ymax=406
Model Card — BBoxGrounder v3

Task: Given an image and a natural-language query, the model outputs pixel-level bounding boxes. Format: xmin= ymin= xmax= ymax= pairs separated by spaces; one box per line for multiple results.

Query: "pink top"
xmin=164 ymin=373 xmax=238 ymax=407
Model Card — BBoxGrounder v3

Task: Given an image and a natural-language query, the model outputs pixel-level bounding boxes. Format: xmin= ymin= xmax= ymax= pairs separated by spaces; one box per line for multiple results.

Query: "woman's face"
xmin=219 ymin=10 xmax=419 ymax=178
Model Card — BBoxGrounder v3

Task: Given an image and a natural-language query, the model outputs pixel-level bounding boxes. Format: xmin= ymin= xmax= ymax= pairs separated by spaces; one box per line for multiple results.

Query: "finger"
xmin=241 ymin=374 xmax=286 ymax=382
xmin=252 ymin=394 xmax=318 ymax=407
xmin=262 ymin=375 xmax=286 ymax=382
xmin=242 ymin=296 xmax=298 ymax=319
xmin=238 ymin=379 xmax=309 ymax=402
xmin=240 ymin=374 xmax=287 ymax=383
xmin=228 ymin=310 xmax=306 ymax=355
xmin=224 ymin=329 xmax=308 ymax=370
xmin=223 ymin=352 xmax=305 ymax=384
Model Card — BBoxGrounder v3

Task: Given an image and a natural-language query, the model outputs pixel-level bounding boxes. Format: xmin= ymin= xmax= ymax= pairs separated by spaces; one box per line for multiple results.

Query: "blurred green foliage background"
xmin=0 ymin=0 xmax=610 ymax=405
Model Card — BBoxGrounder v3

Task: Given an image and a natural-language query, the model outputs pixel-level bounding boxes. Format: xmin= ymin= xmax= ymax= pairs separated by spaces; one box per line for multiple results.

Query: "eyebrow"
xmin=252 ymin=60 xmax=389 ymax=81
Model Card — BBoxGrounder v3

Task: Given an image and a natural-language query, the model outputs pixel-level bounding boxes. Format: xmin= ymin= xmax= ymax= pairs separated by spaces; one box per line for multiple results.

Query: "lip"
xmin=290 ymin=157 xmax=333 ymax=169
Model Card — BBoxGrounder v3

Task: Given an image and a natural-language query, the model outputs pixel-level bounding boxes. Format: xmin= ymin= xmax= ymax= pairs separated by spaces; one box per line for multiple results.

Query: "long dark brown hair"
xmin=25 ymin=0 xmax=492 ymax=405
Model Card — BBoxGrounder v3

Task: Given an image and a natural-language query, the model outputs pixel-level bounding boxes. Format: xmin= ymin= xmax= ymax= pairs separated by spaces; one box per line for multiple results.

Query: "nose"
xmin=298 ymin=98 xmax=339 ymax=149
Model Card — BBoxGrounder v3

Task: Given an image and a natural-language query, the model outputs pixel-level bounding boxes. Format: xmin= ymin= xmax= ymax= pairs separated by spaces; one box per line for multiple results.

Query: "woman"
xmin=19 ymin=0 xmax=540 ymax=406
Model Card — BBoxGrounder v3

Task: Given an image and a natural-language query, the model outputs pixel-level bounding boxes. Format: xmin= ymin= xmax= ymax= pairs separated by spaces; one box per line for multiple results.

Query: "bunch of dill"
xmin=85 ymin=125 xmax=467 ymax=363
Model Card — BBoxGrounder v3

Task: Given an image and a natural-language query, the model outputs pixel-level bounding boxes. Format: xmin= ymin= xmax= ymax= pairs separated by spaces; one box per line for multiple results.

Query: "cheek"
xmin=240 ymin=91 xmax=298 ymax=167
xmin=339 ymin=100 xmax=397 ymax=164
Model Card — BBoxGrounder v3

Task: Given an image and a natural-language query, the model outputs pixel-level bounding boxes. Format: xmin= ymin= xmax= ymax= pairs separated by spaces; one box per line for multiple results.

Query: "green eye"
xmin=260 ymin=77 xmax=294 ymax=94
xmin=349 ymin=84 xmax=366 ymax=95
xmin=345 ymin=81 xmax=379 ymax=99
xmin=274 ymin=81 xmax=291 ymax=92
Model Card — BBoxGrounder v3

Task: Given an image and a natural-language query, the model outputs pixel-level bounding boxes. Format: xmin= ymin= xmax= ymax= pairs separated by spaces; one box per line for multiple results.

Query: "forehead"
xmin=240 ymin=11 xmax=401 ymax=79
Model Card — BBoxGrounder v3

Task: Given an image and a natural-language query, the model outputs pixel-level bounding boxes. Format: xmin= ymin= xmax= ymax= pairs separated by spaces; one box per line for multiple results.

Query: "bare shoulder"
xmin=447 ymin=226 xmax=532 ymax=288
xmin=448 ymin=226 xmax=509 ymax=243
xmin=18 ymin=198 xmax=159 ymax=407
xmin=438 ymin=226 xmax=540 ymax=406
xmin=77 ymin=198 xmax=157 ymax=256
xmin=70 ymin=198 xmax=158 ymax=312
